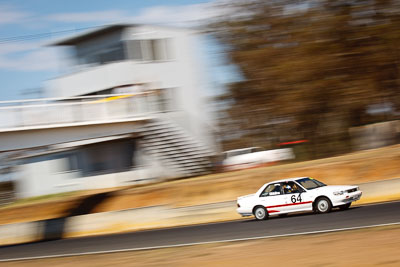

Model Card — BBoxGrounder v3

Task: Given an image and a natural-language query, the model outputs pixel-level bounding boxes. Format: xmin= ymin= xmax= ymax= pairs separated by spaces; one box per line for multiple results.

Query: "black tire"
xmin=253 ymin=206 xmax=268 ymax=220
xmin=314 ymin=197 xmax=332 ymax=214
xmin=338 ymin=203 xmax=351 ymax=211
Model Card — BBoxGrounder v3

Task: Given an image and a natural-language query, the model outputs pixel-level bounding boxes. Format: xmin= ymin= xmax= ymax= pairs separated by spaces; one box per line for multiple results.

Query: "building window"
xmin=126 ymin=39 xmax=174 ymax=62
xmin=127 ymin=40 xmax=143 ymax=61
xmin=58 ymin=153 xmax=79 ymax=173
xmin=157 ymin=88 xmax=178 ymax=112
xmin=152 ymin=39 xmax=170 ymax=61
xmin=78 ymin=139 xmax=136 ymax=177
xmin=67 ymin=154 xmax=79 ymax=172
xmin=81 ymin=42 xmax=126 ymax=66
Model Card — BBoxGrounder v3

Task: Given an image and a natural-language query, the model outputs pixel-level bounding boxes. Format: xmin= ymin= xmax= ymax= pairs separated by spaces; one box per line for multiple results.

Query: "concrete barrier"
xmin=1 ymin=178 xmax=399 ymax=246
xmin=357 ymin=178 xmax=400 ymax=204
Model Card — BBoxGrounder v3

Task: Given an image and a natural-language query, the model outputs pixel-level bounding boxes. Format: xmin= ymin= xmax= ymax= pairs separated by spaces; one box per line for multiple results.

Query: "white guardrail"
xmin=0 ymin=92 xmax=163 ymax=130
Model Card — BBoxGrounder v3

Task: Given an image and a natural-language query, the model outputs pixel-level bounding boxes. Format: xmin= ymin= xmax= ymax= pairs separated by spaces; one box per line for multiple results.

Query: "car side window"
xmin=260 ymin=184 xmax=282 ymax=197
xmin=282 ymin=181 xmax=305 ymax=194
xmin=293 ymin=182 xmax=306 ymax=193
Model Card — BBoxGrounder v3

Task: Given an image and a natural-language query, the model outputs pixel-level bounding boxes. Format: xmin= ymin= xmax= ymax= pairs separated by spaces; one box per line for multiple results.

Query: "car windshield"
xmin=296 ymin=177 xmax=326 ymax=190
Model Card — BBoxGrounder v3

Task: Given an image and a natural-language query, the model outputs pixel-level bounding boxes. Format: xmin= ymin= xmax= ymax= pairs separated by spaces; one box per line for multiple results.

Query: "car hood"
xmin=312 ymin=185 xmax=357 ymax=193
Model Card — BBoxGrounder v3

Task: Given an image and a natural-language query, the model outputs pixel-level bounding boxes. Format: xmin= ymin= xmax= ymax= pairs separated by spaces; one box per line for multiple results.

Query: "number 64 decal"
xmin=291 ymin=194 xmax=302 ymax=203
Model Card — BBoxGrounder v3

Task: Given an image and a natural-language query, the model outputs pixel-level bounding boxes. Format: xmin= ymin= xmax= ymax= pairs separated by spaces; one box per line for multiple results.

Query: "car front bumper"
xmin=332 ymin=191 xmax=362 ymax=206
xmin=236 ymin=207 xmax=253 ymax=217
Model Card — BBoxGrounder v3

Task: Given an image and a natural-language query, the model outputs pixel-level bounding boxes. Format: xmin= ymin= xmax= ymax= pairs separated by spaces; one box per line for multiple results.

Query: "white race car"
xmin=236 ymin=177 xmax=362 ymax=220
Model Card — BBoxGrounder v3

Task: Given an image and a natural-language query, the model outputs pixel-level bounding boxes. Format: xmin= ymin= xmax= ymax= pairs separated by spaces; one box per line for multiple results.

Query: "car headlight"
xmin=333 ymin=191 xmax=344 ymax=196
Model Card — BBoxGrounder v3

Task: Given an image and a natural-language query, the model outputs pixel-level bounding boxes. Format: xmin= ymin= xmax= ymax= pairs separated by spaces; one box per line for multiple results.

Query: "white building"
xmin=0 ymin=24 xmax=218 ymax=198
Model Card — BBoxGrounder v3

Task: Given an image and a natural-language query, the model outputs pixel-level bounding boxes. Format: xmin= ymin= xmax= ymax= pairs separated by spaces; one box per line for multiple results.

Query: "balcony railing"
xmin=0 ymin=92 xmax=163 ymax=131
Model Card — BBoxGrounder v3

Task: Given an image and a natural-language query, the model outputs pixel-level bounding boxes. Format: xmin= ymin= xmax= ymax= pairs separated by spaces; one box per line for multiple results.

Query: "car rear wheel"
xmin=338 ymin=203 xmax=351 ymax=210
xmin=253 ymin=206 xmax=268 ymax=220
xmin=314 ymin=197 xmax=332 ymax=214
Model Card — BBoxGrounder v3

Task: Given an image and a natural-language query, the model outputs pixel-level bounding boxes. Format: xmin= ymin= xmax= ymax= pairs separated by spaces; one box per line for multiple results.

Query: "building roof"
xmin=49 ymin=24 xmax=129 ymax=46
xmin=48 ymin=23 xmax=193 ymax=46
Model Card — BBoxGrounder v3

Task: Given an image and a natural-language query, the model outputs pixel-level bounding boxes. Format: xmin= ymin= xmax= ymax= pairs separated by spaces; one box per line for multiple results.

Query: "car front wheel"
xmin=254 ymin=206 xmax=268 ymax=220
xmin=314 ymin=197 xmax=332 ymax=214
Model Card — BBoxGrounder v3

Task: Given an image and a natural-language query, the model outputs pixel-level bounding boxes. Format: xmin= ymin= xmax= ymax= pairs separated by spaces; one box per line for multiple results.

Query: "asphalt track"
xmin=0 ymin=201 xmax=400 ymax=261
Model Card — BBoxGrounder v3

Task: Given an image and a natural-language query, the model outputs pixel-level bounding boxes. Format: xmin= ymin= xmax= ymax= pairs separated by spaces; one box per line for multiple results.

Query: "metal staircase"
xmin=140 ymin=119 xmax=213 ymax=178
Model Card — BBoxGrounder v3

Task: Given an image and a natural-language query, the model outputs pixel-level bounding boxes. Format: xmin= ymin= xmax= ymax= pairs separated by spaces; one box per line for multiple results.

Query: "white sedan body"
xmin=236 ymin=177 xmax=362 ymax=218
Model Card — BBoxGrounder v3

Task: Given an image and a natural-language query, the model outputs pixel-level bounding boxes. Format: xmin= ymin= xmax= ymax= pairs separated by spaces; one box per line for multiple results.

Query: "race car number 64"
xmin=291 ymin=194 xmax=302 ymax=203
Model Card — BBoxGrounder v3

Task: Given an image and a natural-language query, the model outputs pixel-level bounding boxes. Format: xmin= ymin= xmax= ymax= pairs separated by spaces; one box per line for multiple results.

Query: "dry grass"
xmin=1 ymin=144 xmax=400 ymax=225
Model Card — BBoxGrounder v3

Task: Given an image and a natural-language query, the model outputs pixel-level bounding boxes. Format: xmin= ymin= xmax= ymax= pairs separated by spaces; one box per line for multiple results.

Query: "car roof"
xmin=262 ymin=177 xmax=310 ymax=187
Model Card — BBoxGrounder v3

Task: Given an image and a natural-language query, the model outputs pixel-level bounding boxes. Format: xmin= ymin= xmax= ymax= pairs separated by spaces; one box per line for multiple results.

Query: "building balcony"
xmin=0 ymin=92 xmax=163 ymax=132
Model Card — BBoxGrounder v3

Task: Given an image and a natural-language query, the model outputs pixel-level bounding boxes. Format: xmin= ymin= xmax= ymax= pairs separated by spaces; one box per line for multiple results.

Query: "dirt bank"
xmin=1 ymin=144 xmax=400 ymax=225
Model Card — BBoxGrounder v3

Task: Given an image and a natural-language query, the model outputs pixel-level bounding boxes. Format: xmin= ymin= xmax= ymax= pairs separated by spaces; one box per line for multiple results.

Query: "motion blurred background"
xmin=212 ymin=0 xmax=400 ymax=159
xmin=0 ymin=1 xmax=400 ymax=261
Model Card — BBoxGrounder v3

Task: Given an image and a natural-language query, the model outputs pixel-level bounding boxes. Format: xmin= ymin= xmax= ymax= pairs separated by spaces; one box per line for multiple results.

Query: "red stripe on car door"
xmin=266 ymin=201 xmax=312 ymax=209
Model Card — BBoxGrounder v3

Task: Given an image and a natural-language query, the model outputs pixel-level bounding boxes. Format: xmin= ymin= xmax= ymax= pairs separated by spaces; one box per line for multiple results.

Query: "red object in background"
xmin=279 ymin=140 xmax=308 ymax=146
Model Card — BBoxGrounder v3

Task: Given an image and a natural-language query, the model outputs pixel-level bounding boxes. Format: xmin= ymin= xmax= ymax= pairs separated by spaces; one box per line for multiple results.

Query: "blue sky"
xmin=0 ymin=0 xmax=238 ymax=100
